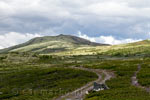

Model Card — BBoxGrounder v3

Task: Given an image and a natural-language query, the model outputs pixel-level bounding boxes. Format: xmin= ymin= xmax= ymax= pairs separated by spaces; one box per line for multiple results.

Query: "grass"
xmin=0 ymin=65 xmax=97 ymax=100
xmin=49 ymin=40 xmax=150 ymax=56
xmin=29 ymin=54 xmax=150 ymax=100
xmin=1 ymin=51 xmax=150 ymax=100
xmin=137 ymin=59 xmax=150 ymax=87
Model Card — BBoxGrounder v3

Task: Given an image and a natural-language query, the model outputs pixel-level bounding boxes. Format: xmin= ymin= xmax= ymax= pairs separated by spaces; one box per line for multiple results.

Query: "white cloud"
xmin=78 ymin=31 xmax=96 ymax=42
xmin=0 ymin=32 xmax=41 ymax=49
xmin=78 ymin=31 xmax=142 ymax=45
xmin=0 ymin=46 xmax=3 ymax=49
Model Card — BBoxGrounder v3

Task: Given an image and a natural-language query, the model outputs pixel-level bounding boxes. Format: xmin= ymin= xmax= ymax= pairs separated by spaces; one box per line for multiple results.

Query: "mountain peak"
xmin=58 ymin=34 xmax=65 ymax=36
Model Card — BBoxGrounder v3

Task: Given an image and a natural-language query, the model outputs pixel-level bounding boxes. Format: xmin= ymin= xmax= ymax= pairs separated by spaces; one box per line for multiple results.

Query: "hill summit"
xmin=0 ymin=34 xmax=108 ymax=54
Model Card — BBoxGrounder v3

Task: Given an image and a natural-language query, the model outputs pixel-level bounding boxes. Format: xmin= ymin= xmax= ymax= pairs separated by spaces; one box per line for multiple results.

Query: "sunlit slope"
xmin=103 ymin=40 xmax=150 ymax=56
xmin=0 ymin=34 xmax=106 ymax=53
xmin=51 ymin=40 xmax=150 ymax=56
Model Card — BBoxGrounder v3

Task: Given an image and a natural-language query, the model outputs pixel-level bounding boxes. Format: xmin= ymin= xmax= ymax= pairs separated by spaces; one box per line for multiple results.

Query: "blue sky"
xmin=0 ymin=0 xmax=150 ymax=49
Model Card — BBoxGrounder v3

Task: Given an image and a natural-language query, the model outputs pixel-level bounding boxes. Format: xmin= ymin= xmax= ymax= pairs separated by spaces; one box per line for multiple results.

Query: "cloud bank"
xmin=78 ymin=31 xmax=141 ymax=45
xmin=0 ymin=0 xmax=150 ymax=39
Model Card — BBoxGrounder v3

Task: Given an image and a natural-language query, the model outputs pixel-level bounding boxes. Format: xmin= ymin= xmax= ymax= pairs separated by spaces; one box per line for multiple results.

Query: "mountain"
xmin=0 ymin=34 xmax=108 ymax=54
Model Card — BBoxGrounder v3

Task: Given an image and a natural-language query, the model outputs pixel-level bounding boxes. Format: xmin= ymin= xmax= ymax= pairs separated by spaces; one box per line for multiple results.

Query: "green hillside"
xmin=0 ymin=34 xmax=107 ymax=54
xmin=101 ymin=40 xmax=150 ymax=56
xmin=51 ymin=39 xmax=150 ymax=56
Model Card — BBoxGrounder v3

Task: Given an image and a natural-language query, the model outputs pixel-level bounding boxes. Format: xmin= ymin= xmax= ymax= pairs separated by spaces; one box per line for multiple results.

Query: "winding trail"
xmin=54 ymin=67 xmax=114 ymax=100
xmin=131 ymin=64 xmax=150 ymax=92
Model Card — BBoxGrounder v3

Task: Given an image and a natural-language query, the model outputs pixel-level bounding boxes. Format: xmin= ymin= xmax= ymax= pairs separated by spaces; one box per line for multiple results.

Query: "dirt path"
xmin=131 ymin=64 xmax=150 ymax=92
xmin=54 ymin=67 xmax=114 ymax=100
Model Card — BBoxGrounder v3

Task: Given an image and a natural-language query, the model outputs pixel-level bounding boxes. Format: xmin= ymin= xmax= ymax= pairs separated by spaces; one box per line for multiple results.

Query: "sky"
xmin=0 ymin=0 xmax=150 ymax=49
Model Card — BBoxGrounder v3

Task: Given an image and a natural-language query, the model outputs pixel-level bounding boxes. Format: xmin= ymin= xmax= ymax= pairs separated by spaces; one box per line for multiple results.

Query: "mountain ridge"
xmin=0 ymin=34 xmax=108 ymax=54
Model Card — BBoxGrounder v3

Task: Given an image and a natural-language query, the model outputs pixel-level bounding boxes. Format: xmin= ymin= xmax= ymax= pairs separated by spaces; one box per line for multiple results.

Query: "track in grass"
xmin=131 ymin=64 xmax=150 ymax=92
xmin=54 ymin=67 xmax=114 ymax=100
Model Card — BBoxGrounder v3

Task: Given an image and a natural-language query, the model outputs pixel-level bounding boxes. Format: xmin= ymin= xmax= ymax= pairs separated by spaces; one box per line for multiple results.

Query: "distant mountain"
xmin=126 ymin=40 xmax=150 ymax=46
xmin=0 ymin=34 xmax=108 ymax=54
xmin=100 ymin=39 xmax=150 ymax=56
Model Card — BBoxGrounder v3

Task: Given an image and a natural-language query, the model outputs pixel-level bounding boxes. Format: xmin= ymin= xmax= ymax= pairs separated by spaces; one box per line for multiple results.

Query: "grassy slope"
xmin=37 ymin=55 xmax=150 ymax=100
xmin=1 ymin=53 xmax=150 ymax=100
xmin=137 ymin=59 xmax=150 ymax=87
xmin=51 ymin=40 xmax=150 ymax=56
xmin=101 ymin=40 xmax=150 ymax=56
xmin=36 ymin=55 xmax=150 ymax=100
xmin=0 ymin=65 xmax=97 ymax=100
xmin=84 ymin=60 xmax=150 ymax=100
